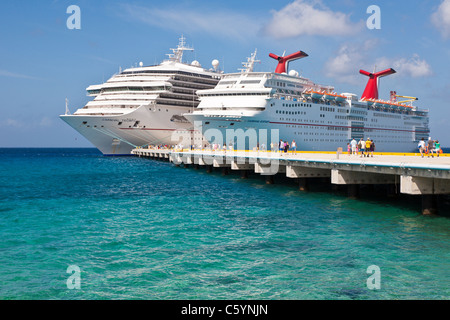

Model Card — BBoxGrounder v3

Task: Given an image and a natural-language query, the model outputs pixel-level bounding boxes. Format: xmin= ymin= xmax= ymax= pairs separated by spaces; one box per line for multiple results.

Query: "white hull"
xmin=61 ymin=105 xmax=199 ymax=155
xmin=186 ymin=99 xmax=429 ymax=153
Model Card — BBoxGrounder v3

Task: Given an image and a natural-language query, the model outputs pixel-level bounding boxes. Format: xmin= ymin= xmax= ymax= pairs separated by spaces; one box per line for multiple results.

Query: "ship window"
xmin=118 ymin=122 xmax=122 ymax=125
xmin=82 ymin=121 xmax=87 ymax=125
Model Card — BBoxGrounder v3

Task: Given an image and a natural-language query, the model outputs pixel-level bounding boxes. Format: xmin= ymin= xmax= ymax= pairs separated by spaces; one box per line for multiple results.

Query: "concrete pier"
xmin=132 ymin=148 xmax=450 ymax=215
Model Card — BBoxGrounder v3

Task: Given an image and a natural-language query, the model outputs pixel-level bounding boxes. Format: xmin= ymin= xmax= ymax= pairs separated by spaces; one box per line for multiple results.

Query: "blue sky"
xmin=1 ymin=0 xmax=449 ymax=147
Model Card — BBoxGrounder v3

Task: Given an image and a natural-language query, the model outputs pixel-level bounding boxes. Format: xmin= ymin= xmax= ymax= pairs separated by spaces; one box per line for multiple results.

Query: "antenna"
xmin=65 ymin=98 xmax=71 ymax=115
xmin=166 ymin=35 xmax=194 ymax=63
xmin=239 ymin=49 xmax=260 ymax=73
xmin=269 ymin=51 xmax=308 ymax=74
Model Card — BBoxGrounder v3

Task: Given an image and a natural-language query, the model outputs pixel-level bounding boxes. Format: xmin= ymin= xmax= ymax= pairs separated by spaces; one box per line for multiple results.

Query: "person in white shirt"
xmin=418 ymin=138 xmax=426 ymax=158
xmin=350 ymin=138 xmax=357 ymax=155
xmin=291 ymin=140 xmax=297 ymax=153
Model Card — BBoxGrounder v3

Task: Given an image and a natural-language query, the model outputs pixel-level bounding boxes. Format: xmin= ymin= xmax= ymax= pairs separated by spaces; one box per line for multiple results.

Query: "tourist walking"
xmin=427 ymin=138 xmax=435 ymax=158
xmin=284 ymin=141 xmax=289 ymax=153
xmin=350 ymin=138 xmax=357 ymax=155
xmin=358 ymin=138 xmax=365 ymax=157
xmin=370 ymin=139 xmax=375 ymax=157
xmin=291 ymin=140 xmax=297 ymax=153
xmin=365 ymin=138 xmax=372 ymax=158
xmin=435 ymin=140 xmax=441 ymax=157
xmin=418 ymin=138 xmax=426 ymax=158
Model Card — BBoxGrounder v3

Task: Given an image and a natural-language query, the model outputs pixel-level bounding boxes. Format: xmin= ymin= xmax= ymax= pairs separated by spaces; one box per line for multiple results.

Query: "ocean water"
xmin=0 ymin=148 xmax=448 ymax=300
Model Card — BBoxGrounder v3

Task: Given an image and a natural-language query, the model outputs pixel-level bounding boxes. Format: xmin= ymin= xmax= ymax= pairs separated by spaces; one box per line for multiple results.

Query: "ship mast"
xmin=65 ymin=98 xmax=71 ymax=115
xmin=166 ymin=35 xmax=194 ymax=63
xmin=239 ymin=49 xmax=260 ymax=73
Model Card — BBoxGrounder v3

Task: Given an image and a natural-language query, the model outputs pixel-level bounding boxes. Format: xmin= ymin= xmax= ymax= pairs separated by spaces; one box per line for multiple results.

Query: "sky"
xmin=1 ymin=0 xmax=449 ymax=147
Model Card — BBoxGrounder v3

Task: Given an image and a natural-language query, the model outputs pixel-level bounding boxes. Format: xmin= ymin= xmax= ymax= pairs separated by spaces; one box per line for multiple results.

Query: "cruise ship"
xmin=184 ymin=50 xmax=430 ymax=152
xmin=60 ymin=37 xmax=222 ymax=155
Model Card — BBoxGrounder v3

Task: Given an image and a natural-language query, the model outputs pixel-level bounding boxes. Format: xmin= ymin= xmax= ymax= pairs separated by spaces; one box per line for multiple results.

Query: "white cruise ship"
xmin=184 ymin=50 xmax=430 ymax=152
xmin=60 ymin=36 xmax=222 ymax=155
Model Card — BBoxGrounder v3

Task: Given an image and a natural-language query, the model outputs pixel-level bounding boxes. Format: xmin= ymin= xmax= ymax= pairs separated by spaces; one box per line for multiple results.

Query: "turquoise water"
xmin=0 ymin=148 xmax=448 ymax=300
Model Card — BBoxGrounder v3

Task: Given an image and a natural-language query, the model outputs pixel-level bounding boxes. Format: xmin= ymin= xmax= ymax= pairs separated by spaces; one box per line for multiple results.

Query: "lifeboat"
xmin=373 ymin=100 xmax=386 ymax=107
xmin=334 ymin=94 xmax=347 ymax=102
xmin=302 ymin=89 xmax=312 ymax=98
xmin=311 ymin=90 xmax=325 ymax=99
xmin=362 ymin=98 xmax=374 ymax=106
xmin=323 ymin=92 xmax=337 ymax=101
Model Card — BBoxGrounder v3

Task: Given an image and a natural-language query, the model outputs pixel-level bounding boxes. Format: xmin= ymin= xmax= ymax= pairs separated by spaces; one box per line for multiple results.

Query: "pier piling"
xmin=347 ymin=184 xmax=360 ymax=199
xmin=422 ymin=195 xmax=437 ymax=215
xmin=298 ymin=178 xmax=308 ymax=191
xmin=131 ymin=148 xmax=450 ymax=216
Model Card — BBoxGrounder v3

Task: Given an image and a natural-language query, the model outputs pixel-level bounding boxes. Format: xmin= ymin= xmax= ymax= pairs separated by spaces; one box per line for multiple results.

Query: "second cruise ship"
xmin=184 ymin=50 xmax=430 ymax=152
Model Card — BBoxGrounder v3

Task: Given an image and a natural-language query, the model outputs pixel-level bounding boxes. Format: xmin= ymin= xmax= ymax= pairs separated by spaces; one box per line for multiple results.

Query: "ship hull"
xmin=185 ymin=99 xmax=429 ymax=153
xmin=61 ymin=105 xmax=197 ymax=155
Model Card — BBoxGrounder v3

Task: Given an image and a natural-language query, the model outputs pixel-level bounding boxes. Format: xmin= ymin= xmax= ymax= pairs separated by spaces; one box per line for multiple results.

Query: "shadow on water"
xmin=175 ymin=162 xmax=450 ymax=218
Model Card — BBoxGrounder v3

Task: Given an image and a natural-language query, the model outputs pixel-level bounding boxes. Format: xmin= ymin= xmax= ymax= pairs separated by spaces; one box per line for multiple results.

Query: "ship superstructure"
xmin=184 ymin=50 xmax=429 ymax=152
xmin=60 ymin=36 xmax=221 ymax=155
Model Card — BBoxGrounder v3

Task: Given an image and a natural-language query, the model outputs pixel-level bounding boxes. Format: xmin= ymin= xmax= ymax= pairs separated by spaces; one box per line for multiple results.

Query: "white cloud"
xmin=120 ymin=4 xmax=260 ymax=41
xmin=391 ymin=54 xmax=432 ymax=78
xmin=263 ymin=0 xmax=363 ymax=38
xmin=324 ymin=40 xmax=378 ymax=84
xmin=39 ymin=117 xmax=52 ymax=127
xmin=431 ymin=0 xmax=450 ymax=39
xmin=325 ymin=42 xmax=432 ymax=84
